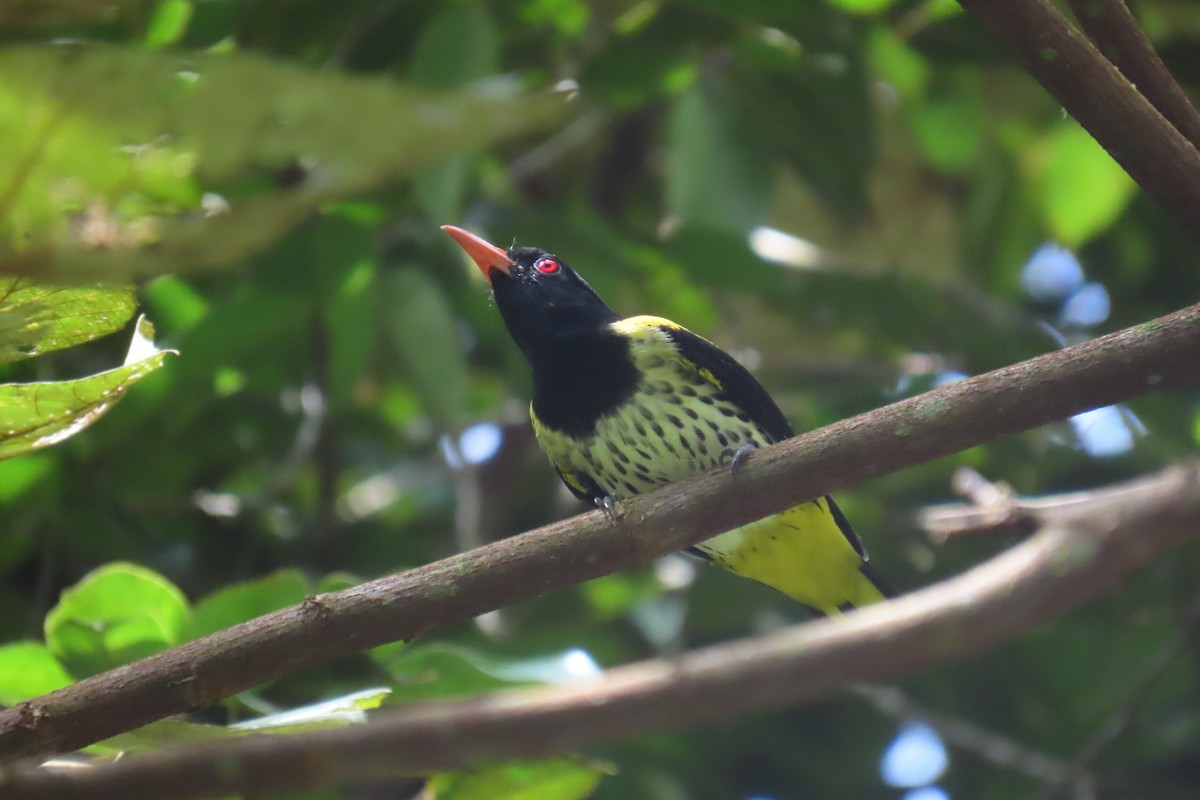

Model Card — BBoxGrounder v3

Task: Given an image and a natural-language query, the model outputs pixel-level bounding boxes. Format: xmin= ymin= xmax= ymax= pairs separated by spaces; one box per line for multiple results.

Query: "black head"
xmin=442 ymin=226 xmax=619 ymax=358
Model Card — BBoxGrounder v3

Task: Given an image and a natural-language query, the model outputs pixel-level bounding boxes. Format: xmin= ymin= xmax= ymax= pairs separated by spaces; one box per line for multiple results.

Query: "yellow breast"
xmin=529 ymin=316 xmax=884 ymax=613
xmin=531 ymin=319 xmax=772 ymax=500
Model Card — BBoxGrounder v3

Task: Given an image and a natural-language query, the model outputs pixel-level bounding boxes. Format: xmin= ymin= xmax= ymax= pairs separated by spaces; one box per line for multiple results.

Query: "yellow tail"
xmin=699 ymin=499 xmax=890 ymax=615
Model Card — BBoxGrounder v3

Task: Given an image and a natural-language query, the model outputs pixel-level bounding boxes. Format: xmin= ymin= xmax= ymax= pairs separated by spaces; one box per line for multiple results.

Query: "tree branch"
xmin=1064 ymin=0 xmax=1200 ymax=150
xmin=957 ymin=0 xmax=1200 ymax=247
xmin=3 ymin=464 xmax=1198 ymax=800
xmin=0 ymin=303 xmax=1197 ymax=763
xmin=920 ymin=467 xmax=1066 ymax=540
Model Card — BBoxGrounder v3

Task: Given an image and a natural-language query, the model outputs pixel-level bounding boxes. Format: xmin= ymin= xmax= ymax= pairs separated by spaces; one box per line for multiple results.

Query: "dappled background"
xmin=0 ymin=1 xmax=1199 ymax=798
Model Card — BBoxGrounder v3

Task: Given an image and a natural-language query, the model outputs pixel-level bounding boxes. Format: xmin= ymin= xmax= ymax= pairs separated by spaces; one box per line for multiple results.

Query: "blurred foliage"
xmin=424 ymin=760 xmax=607 ymax=800
xmin=0 ymin=1 xmax=1198 ymax=799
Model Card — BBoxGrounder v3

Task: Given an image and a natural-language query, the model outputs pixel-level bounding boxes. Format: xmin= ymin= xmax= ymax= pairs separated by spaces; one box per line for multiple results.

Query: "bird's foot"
xmin=594 ymin=494 xmax=621 ymax=520
xmin=722 ymin=443 xmax=758 ymax=477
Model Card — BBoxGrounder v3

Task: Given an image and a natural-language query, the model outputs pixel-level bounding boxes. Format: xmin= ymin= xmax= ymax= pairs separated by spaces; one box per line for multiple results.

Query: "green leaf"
xmin=911 ymin=84 xmax=984 ymax=172
xmin=0 ymin=452 xmax=54 ymax=503
xmin=0 ymin=315 xmax=176 ymax=460
xmin=328 ymin=258 xmax=379 ymax=403
xmin=729 ymin=41 xmax=874 ymax=221
xmin=316 ymin=572 xmax=359 ymax=593
xmin=869 ymin=27 xmax=929 ymax=100
xmin=0 ymin=279 xmax=136 ymax=365
xmin=45 ymin=562 xmax=189 ymax=677
xmin=185 ymin=569 xmax=309 ymax=641
xmin=375 ymin=643 xmax=599 ymax=702
xmin=1035 ymin=122 xmax=1137 ymax=246
xmin=374 ymin=642 xmax=514 ymax=701
xmin=580 ymin=572 xmax=661 ymax=619
xmin=667 ymin=76 xmax=770 ymax=233
xmin=91 ymin=687 xmax=390 ymax=755
xmin=410 ymin=5 xmax=499 ymax=89
xmin=825 ymin=0 xmax=896 ymax=13
xmin=230 ymin=687 xmax=390 ymax=732
xmin=90 ymin=718 xmax=233 ymax=755
xmin=519 ymin=0 xmax=592 ymax=39
xmin=426 ymin=760 xmax=605 ymax=800
xmin=0 ymin=642 xmax=73 ymax=704
xmin=0 ymin=45 xmax=565 ymax=279
xmin=144 ymin=0 xmax=193 ymax=48
xmin=140 ymin=275 xmax=209 ymax=333
xmin=385 ymin=268 xmax=470 ymax=431
xmin=411 ymin=6 xmax=500 ymax=223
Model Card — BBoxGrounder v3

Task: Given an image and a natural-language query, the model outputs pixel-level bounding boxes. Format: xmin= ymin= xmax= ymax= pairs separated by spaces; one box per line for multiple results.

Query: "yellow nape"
xmin=610 ymin=315 xmax=683 ymax=333
xmin=699 ymin=499 xmax=887 ymax=616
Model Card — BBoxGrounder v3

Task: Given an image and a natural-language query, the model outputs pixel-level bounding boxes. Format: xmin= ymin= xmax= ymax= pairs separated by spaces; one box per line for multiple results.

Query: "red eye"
xmin=535 ymin=258 xmax=560 ymax=274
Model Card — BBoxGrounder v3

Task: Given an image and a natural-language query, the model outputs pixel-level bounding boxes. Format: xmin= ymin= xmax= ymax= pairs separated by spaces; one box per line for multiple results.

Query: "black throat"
xmin=526 ymin=328 xmax=639 ymax=438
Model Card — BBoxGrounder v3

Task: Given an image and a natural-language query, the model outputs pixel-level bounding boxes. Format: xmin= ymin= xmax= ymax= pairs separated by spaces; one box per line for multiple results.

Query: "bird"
xmin=442 ymin=225 xmax=892 ymax=615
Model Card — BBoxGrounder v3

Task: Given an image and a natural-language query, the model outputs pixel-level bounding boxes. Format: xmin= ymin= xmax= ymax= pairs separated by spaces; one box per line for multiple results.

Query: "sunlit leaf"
xmin=1034 ymin=122 xmax=1137 ymax=246
xmin=0 ymin=315 xmax=175 ymax=460
xmin=826 ymin=0 xmax=896 ymax=13
xmin=45 ymin=562 xmax=188 ymax=677
xmin=231 ymin=687 xmax=391 ymax=732
xmin=519 ymin=0 xmax=592 ymax=38
xmin=91 ymin=688 xmax=389 ymax=754
xmin=0 ymin=642 xmax=73 ymax=704
xmin=140 ymin=275 xmax=209 ymax=332
xmin=911 ymin=85 xmax=984 ymax=172
xmin=868 ymin=27 xmax=929 ymax=99
xmin=426 ymin=759 xmax=605 ymax=800
xmin=144 ymin=0 xmax=193 ymax=48
xmin=0 ymin=45 xmax=565 ymax=278
xmin=0 ymin=279 xmax=136 ymax=365
xmin=0 ymin=452 xmax=55 ymax=503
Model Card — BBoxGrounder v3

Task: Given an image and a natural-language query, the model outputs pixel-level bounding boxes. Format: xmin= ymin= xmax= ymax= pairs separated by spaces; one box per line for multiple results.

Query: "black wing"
xmin=663 ymin=324 xmax=872 ymax=562
xmin=662 ymin=325 xmax=794 ymax=442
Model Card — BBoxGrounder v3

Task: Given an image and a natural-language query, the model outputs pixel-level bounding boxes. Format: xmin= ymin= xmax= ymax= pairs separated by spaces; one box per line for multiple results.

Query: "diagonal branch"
xmin=0 ymin=303 xmax=1197 ymax=763
xmin=3 ymin=464 xmax=1198 ymax=800
xmin=957 ymin=0 xmax=1200 ymax=248
xmin=1064 ymin=0 xmax=1200 ymax=150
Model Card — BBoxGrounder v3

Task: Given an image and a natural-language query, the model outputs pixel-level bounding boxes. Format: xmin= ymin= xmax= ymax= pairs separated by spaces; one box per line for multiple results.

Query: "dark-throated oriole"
xmin=443 ymin=225 xmax=891 ymax=614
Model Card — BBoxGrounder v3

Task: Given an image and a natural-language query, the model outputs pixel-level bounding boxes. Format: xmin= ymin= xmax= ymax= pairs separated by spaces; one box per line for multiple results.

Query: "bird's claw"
xmin=722 ymin=443 xmax=758 ymax=477
xmin=594 ymin=494 xmax=620 ymax=520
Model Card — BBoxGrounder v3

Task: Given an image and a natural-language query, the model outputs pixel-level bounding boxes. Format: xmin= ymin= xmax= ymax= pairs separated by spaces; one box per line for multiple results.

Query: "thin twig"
xmin=852 ymin=685 xmax=1078 ymax=786
xmin=919 ymin=475 xmax=1166 ymax=542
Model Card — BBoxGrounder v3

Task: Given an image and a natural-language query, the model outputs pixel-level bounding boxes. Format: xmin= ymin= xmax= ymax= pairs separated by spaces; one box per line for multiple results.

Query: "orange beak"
xmin=441 ymin=225 xmax=513 ymax=280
